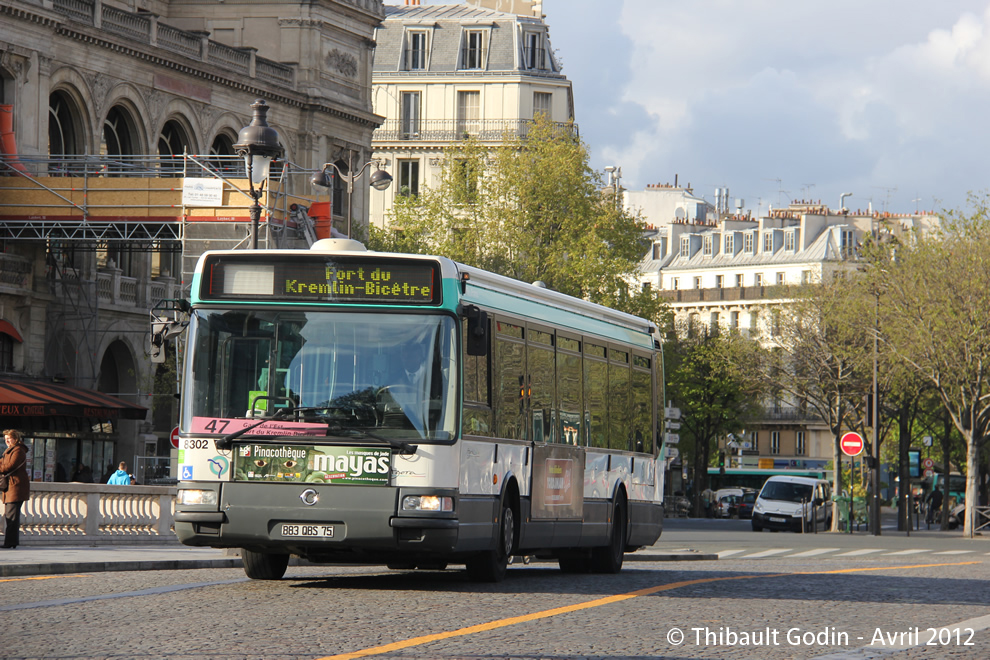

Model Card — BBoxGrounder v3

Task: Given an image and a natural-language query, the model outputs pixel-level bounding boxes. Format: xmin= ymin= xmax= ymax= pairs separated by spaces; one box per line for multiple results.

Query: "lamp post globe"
xmin=233 ymin=99 xmax=283 ymax=248
xmin=370 ymin=167 xmax=393 ymax=191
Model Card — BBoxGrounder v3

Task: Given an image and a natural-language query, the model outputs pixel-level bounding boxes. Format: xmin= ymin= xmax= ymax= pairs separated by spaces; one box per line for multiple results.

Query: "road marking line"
xmin=884 ymin=549 xmax=928 ymax=555
xmin=715 ymin=549 xmax=747 ymax=557
xmin=789 ymin=548 xmax=841 ymax=557
xmin=315 ymin=560 xmax=980 ymax=660
xmin=739 ymin=548 xmax=792 ymax=558
xmin=933 ymin=550 xmax=973 ymax=555
xmin=833 ymin=549 xmax=885 ymax=557
xmin=0 ymin=574 xmax=91 ymax=583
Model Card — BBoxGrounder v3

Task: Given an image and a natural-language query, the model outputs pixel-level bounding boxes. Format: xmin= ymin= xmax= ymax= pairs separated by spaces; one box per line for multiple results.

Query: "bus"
xmin=168 ymin=239 xmax=666 ymax=582
xmin=708 ymin=467 xmax=830 ymax=493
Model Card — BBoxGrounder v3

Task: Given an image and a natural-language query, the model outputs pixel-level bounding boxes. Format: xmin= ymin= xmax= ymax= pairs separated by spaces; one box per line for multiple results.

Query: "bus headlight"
xmin=402 ymin=495 xmax=453 ymax=512
xmin=177 ymin=489 xmax=218 ymax=506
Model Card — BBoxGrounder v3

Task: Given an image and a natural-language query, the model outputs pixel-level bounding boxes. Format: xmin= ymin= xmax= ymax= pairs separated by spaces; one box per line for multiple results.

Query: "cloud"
xmin=569 ymin=0 xmax=990 ymax=212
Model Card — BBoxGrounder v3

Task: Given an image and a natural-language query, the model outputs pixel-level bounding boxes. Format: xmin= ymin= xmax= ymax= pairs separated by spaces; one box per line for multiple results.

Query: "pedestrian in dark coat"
xmin=1 ymin=428 xmax=30 ymax=549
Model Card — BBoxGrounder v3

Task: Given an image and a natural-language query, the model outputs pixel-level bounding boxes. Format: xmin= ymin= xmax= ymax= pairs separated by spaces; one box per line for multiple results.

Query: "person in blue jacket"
xmin=107 ymin=462 xmax=132 ymax=485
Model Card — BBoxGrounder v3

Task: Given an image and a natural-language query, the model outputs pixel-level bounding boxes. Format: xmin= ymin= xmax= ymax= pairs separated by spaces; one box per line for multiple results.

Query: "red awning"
xmin=0 ymin=379 xmax=147 ymax=420
xmin=0 ymin=320 xmax=23 ymax=343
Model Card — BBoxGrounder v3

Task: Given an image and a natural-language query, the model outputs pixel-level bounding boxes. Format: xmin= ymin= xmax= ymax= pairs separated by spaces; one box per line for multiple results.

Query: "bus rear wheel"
xmin=590 ymin=502 xmax=626 ymax=574
xmin=466 ymin=504 xmax=514 ymax=582
xmin=242 ymin=549 xmax=289 ymax=580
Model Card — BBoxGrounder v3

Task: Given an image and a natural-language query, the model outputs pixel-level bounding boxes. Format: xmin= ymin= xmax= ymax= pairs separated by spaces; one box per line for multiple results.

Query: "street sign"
xmin=922 ymin=457 xmax=934 ymax=469
xmin=923 ymin=468 xmax=934 ymax=478
xmin=922 ymin=435 xmax=933 ymax=447
xmin=664 ymin=407 xmax=681 ymax=420
xmin=664 ymin=433 xmax=680 ymax=445
xmin=840 ymin=431 xmax=864 ymax=457
xmin=666 ymin=421 xmax=681 ymax=430
xmin=666 ymin=446 xmax=679 ymax=459
xmin=170 ymin=425 xmax=180 ymax=449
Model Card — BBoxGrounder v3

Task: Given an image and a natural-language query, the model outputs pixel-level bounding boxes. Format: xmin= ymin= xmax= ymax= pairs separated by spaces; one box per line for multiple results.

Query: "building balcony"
xmin=659 ymin=284 xmax=799 ymax=303
xmin=373 ymin=118 xmax=578 ymax=144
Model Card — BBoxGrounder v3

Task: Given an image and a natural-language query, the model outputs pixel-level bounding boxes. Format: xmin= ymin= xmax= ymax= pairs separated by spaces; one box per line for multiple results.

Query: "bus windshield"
xmin=182 ymin=309 xmax=459 ymax=441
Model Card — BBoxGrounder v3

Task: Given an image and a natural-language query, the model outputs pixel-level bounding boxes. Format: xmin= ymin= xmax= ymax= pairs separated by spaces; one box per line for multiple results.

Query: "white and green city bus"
xmin=170 ymin=239 xmax=666 ymax=581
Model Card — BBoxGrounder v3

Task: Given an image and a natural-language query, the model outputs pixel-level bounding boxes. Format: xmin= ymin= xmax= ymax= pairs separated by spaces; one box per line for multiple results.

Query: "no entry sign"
xmin=840 ymin=431 xmax=864 ymax=457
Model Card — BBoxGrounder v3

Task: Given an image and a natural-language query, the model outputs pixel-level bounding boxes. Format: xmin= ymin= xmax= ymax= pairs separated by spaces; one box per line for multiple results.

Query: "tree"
xmin=878 ymin=193 xmax=990 ymax=536
xmin=666 ymin=329 xmax=764 ymax=515
xmin=369 ymin=115 xmax=663 ymax=323
xmin=759 ymin=275 xmax=874 ymax=531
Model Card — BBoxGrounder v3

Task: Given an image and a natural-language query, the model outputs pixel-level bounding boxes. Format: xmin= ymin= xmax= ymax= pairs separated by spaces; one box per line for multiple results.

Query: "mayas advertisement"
xmin=234 ymin=444 xmax=391 ymax=485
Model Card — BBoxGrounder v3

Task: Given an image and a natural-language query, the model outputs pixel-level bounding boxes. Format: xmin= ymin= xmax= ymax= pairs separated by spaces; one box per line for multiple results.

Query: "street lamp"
xmin=233 ymin=99 xmax=283 ymax=249
xmin=310 ymin=156 xmax=392 ymax=237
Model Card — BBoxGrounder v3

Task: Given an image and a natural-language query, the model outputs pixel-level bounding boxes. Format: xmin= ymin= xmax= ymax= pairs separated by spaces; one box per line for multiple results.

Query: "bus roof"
xmin=189 ymin=243 xmax=660 ymax=351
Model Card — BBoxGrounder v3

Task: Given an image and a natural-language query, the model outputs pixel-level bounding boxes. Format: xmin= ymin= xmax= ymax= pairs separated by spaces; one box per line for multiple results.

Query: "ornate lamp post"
xmin=311 ymin=155 xmax=392 ymax=237
xmin=233 ymin=99 xmax=283 ymax=249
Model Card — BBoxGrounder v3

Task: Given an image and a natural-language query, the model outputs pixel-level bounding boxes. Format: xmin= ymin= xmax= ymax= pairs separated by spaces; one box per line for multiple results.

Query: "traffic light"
xmin=718 ymin=450 xmax=726 ymax=475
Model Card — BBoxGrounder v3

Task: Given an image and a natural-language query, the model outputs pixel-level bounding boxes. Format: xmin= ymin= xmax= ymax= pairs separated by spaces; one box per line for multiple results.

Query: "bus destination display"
xmin=201 ymin=255 xmax=440 ymax=304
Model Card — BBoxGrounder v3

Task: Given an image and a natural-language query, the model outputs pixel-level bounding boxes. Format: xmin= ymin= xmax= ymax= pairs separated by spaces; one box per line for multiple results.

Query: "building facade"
xmin=632 ymin=192 xmax=939 ymax=472
xmin=369 ymin=0 xmax=574 ymax=228
xmin=0 ymin=0 xmax=385 ymax=482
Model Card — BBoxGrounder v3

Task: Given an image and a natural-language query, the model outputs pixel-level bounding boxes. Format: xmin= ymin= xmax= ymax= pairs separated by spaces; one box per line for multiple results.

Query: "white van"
xmin=752 ymin=475 xmax=832 ymax=533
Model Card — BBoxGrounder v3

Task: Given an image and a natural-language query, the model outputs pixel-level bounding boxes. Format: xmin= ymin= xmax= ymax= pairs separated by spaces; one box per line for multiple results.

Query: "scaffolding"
xmin=0 ymin=152 xmax=326 ymax=392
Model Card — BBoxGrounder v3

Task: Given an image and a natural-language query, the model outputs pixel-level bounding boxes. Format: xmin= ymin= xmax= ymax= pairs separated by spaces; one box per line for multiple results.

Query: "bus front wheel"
xmin=466 ymin=504 xmax=514 ymax=582
xmin=242 ymin=549 xmax=289 ymax=580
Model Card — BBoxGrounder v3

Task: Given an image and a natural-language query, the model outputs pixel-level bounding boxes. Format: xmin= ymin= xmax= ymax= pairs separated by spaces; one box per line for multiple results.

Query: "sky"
xmin=390 ymin=1 xmax=990 ymax=217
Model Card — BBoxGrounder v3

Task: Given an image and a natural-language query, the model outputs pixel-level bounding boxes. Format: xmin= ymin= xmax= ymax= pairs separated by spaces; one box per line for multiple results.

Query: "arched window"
xmin=103 ymin=106 xmax=138 ymax=156
xmin=209 ymin=132 xmax=238 ymax=177
xmin=49 ymin=90 xmax=85 ymax=173
xmin=158 ymin=119 xmax=192 ymax=177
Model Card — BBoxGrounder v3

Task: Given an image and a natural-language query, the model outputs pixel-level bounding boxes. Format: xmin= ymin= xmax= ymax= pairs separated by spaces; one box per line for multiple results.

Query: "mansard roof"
xmin=643 ymin=223 xmax=854 ymax=275
xmin=376 ymin=3 xmax=559 ymax=75
xmin=384 ymin=4 xmax=522 ymax=21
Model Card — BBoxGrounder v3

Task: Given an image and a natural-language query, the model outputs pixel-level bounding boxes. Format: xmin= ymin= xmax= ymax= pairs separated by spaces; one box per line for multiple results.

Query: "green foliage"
xmin=666 ymin=330 xmax=765 ymax=486
xmin=367 ymin=115 xmax=663 ymax=325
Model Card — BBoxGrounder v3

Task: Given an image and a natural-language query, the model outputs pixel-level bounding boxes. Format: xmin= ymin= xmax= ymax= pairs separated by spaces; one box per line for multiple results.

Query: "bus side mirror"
xmin=150 ymin=323 xmax=167 ymax=364
xmin=150 ymin=319 xmax=188 ymax=364
xmin=463 ymin=305 xmax=488 ymax=356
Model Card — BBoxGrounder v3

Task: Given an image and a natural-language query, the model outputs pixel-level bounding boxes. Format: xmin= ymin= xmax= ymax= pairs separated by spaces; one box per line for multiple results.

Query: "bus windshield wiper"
xmin=328 ymin=426 xmax=418 ymax=455
xmin=216 ymin=407 xmax=295 ymax=450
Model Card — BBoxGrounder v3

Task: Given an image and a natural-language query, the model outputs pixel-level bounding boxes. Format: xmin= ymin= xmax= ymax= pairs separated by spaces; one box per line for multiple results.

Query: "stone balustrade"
xmin=3 ymin=482 xmax=179 ymax=546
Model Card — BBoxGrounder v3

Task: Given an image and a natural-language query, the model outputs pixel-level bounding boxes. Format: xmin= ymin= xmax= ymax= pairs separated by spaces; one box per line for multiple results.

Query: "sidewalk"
xmin=0 ymin=545 xmax=243 ymax=578
xmin=0 ymin=544 xmax=717 ymax=578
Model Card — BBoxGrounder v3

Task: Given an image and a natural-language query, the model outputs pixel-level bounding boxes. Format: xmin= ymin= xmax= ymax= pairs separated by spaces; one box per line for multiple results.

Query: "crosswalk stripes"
xmin=707 ymin=546 xmax=977 ymax=560
xmin=885 ymin=549 xmax=928 ymax=555
xmin=932 ymin=550 xmax=974 ymax=555
xmin=833 ymin=548 xmax=885 ymax=557
xmin=739 ymin=548 xmax=793 ymax=558
xmin=788 ymin=548 xmax=841 ymax=557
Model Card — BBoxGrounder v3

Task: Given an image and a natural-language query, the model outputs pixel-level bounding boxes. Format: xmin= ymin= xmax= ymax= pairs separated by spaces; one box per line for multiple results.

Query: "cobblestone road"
xmin=2 ymin=551 xmax=987 ymax=659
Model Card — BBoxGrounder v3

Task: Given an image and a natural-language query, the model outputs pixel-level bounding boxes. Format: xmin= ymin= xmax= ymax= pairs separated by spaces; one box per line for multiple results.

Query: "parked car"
xmin=715 ymin=489 xmax=744 ymax=518
xmin=736 ymin=490 xmax=757 ymax=519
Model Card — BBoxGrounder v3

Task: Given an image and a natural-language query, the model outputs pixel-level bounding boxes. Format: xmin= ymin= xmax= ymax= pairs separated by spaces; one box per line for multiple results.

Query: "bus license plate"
xmin=281 ymin=524 xmax=334 ymax=538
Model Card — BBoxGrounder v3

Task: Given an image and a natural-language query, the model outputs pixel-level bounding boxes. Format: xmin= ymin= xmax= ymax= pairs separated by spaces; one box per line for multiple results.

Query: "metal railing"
xmin=373 ymin=118 xmax=578 ymax=143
